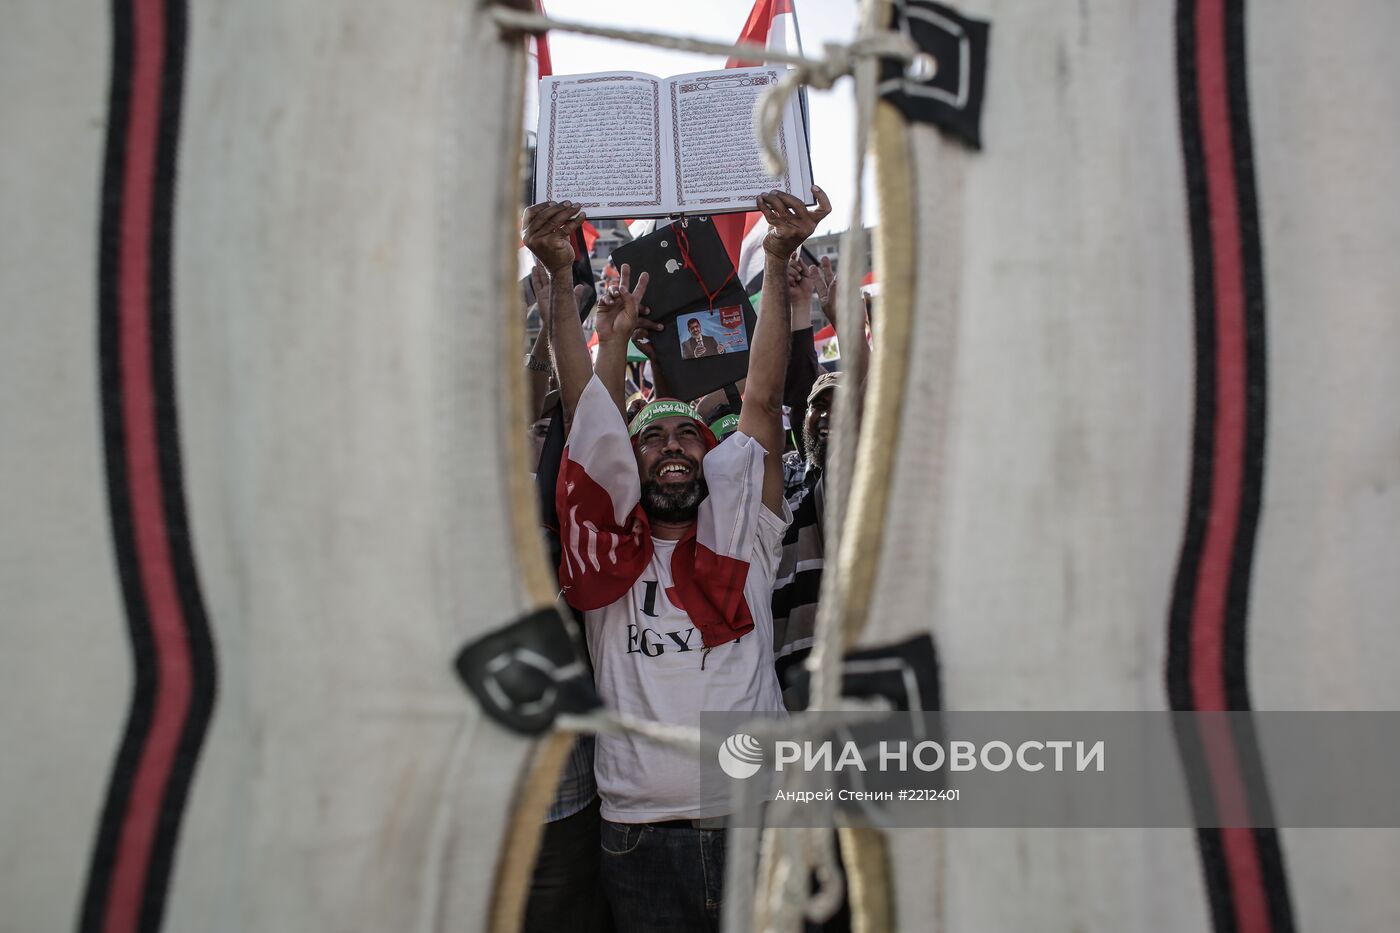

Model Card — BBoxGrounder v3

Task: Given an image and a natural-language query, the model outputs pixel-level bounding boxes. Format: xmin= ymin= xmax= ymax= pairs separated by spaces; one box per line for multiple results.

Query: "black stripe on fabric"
xmin=80 ymin=0 xmax=151 ymax=929
xmin=1168 ymin=0 xmax=1233 ymax=928
xmin=1169 ymin=3 xmax=1295 ymax=932
xmin=772 ymin=568 xmax=823 ymax=621
xmin=1222 ymin=1 xmax=1295 ymax=928
xmin=1167 ymin=0 xmax=1216 ymax=721
xmin=140 ymin=0 xmax=218 ymax=928
xmin=781 ymin=494 xmax=820 ymax=546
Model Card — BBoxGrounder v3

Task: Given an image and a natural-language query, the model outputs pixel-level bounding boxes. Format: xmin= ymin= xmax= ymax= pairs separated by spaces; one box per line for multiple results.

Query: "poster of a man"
xmin=678 ymin=308 xmax=747 ymax=360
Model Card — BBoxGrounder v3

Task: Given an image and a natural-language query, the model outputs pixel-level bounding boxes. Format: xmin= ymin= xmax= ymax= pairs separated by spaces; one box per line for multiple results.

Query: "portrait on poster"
xmin=678 ymin=306 xmax=748 ymax=360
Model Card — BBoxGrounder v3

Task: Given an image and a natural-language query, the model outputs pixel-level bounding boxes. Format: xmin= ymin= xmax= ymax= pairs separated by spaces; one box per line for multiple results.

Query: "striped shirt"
xmin=772 ymin=457 xmax=825 ymax=685
xmin=545 ymin=734 xmax=597 ymax=822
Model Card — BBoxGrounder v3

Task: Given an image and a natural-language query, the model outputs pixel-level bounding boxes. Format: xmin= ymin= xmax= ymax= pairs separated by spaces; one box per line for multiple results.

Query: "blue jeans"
xmin=599 ymin=820 xmax=726 ymax=933
xmin=524 ymin=798 xmax=611 ymax=933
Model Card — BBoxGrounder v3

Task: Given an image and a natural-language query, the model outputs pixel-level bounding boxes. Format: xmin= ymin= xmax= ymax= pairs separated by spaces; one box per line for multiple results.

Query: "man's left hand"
xmin=786 ymin=253 xmax=820 ymax=313
xmin=593 ymin=263 xmax=650 ymax=344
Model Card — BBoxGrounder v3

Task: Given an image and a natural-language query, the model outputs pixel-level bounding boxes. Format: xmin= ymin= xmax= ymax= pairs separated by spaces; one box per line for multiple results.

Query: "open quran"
xmin=533 ymin=66 xmax=814 ymax=220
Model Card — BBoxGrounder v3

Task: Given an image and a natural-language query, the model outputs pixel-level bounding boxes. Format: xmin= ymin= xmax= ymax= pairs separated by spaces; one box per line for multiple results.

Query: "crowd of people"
xmin=518 ymin=188 xmax=870 ymax=933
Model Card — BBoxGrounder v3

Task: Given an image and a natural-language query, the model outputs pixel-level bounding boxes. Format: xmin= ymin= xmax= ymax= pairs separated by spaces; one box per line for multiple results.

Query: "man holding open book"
xmin=523 ymin=185 xmax=829 ymax=932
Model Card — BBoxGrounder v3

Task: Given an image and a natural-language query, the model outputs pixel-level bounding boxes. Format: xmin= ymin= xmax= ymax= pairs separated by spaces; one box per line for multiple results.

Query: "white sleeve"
xmin=563 ymin=374 xmax=639 ymax=526
xmin=694 ymin=431 xmax=790 ymax=572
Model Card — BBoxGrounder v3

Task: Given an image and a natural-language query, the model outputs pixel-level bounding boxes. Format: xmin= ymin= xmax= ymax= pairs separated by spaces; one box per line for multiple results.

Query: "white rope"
xmin=557 ymin=709 xmax=705 ymax=754
xmin=491 ymin=4 xmax=921 ymax=177
xmin=756 ymin=1 xmax=891 ymax=927
xmin=808 ymin=0 xmax=882 ymax=722
xmin=494 ymin=5 xmax=849 ymax=71
xmin=752 ymin=33 xmax=916 ymax=176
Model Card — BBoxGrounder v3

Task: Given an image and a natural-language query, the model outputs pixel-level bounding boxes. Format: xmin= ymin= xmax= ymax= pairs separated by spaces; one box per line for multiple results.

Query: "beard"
xmin=804 ymin=421 xmax=828 ymax=471
xmin=640 ymin=476 xmax=708 ymax=524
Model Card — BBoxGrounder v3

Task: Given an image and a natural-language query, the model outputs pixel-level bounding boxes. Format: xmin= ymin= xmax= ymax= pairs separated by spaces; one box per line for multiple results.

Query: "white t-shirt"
xmin=585 ymin=478 xmax=790 ymax=823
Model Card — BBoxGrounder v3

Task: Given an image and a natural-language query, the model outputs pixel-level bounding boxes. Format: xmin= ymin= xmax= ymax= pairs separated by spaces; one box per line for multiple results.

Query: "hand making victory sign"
xmin=593 ymin=263 xmax=653 ymax=414
xmin=592 ymin=262 xmax=650 ymax=344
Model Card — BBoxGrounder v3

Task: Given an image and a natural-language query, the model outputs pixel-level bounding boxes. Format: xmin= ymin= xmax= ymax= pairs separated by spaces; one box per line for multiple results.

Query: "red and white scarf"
xmin=555 ymin=377 xmax=765 ymax=648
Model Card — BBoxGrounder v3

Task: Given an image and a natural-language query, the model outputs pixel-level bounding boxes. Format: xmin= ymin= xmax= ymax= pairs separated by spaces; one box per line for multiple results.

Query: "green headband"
xmin=709 ymin=413 xmax=741 ymax=440
xmin=627 ymin=399 xmax=707 ymax=438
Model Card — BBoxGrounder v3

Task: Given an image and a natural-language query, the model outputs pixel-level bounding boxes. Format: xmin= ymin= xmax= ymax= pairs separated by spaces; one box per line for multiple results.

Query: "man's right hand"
xmin=522 ymin=201 xmax=585 ymax=275
xmin=786 ymin=254 xmax=819 ymax=321
xmin=593 ymin=263 xmax=650 ymax=345
xmin=529 ymin=261 xmax=552 ymax=325
xmin=817 ymin=255 xmax=839 ymax=329
xmin=631 ymin=313 xmax=664 ymax=362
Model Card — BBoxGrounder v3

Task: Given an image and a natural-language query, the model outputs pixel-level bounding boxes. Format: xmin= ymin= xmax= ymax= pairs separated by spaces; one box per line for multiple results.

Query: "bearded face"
xmin=641 ymin=469 xmax=708 ymax=523
xmin=632 ymin=416 xmax=711 ymax=524
xmin=803 ymin=391 xmax=833 ymax=471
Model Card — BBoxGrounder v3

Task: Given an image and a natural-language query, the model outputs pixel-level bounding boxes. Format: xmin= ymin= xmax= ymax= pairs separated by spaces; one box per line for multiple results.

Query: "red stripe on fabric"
xmin=1190 ymin=1 xmax=1268 ymax=931
xmin=712 ymin=213 xmax=747 ymax=271
xmin=673 ymin=538 xmax=754 ymax=648
xmin=726 ymin=0 xmax=776 ymax=68
xmin=720 ymin=0 xmax=786 ymax=263
xmin=533 ymin=0 xmax=553 ymax=77
xmin=556 ymin=450 xmax=649 ymax=610
xmin=106 ymin=1 xmax=195 ymax=930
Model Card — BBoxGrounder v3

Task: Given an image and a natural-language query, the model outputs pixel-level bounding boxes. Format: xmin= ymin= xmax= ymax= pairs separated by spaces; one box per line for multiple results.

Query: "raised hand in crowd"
xmin=629 ymin=317 xmax=664 ymax=363
xmin=628 ymin=312 xmax=669 ymax=402
xmin=593 ymin=263 xmax=651 ymax=413
xmin=522 ymin=201 xmax=591 ymax=417
xmin=785 ymin=252 xmax=820 ymax=332
xmin=593 ymin=262 xmax=649 ymax=343
xmin=759 ymin=187 xmax=832 ymax=260
xmin=529 ymin=261 xmax=552 ymax=327
xmin=522 ymin=200 xmax=585 ymax=274
xmin=525 ymin=261 xmax=554 ymax=422
xmin=817 ymin=254 xmax=839 ymax=332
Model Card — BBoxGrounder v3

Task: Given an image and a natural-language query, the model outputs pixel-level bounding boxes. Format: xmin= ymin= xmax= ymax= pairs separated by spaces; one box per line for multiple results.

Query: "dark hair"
xmin=698 ymin=400 xmax=735 ymax=423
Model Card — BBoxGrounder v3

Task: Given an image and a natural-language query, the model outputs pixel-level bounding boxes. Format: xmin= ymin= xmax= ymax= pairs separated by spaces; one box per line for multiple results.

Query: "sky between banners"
xmin=538 ymin=0 xmax=877 ymax=236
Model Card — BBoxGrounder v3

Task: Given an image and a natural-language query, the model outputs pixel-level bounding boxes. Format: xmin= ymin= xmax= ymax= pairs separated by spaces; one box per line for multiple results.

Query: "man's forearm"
xmin=746 ymin=254 xmax=792 ymax=414
xmin=784 ymin=326 xmax=819 ymax=457
xmin=737 ymin=252 xmax=792 ymax=457
xmin=594 ymin=337 xmax=630 ymax=415
xmin=526 ymin=320 xmax=551 ymax=421
xmin=546 ymin=269 xmax=591 ymax=418
xmin=739 ymin=252 xmax=794 ymax=514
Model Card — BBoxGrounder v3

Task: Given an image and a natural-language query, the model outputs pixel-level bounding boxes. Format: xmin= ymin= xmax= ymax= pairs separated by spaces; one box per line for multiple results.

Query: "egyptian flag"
xmin=713 ymin=0 xmax=805 ymax=271
xmin=521 ymin=0 xmax=598 ymax=273
xmin=556 ymin=378 xmax=770 ymax=648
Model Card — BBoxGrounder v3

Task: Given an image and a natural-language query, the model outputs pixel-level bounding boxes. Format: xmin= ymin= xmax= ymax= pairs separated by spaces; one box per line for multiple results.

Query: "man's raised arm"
xmin=740 ymin=187 xmax=831 ymax=514
xmin=522 ymin=201 xmax=590 ymax=420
